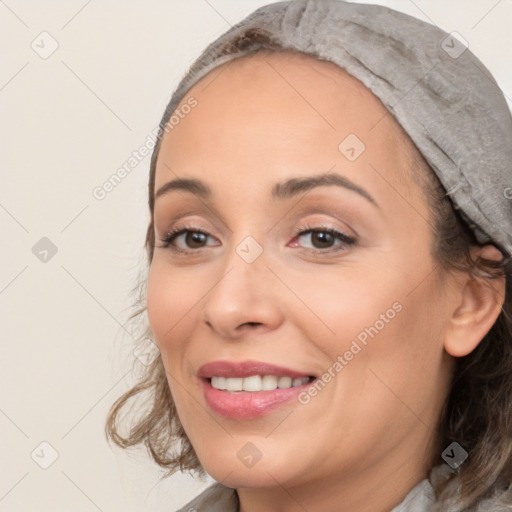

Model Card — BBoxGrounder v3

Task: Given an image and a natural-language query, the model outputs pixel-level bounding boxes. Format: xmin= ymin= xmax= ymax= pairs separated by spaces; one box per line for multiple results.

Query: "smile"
xmin=198 ymin=360 xmax=317 ymax=419
xmin=210 ymin=375 xmax=313 ymax=392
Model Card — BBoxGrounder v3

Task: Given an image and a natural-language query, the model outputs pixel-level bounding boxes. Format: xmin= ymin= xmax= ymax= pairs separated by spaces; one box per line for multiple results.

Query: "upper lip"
xmin=197 ymin=360 xmax=315 ymax=379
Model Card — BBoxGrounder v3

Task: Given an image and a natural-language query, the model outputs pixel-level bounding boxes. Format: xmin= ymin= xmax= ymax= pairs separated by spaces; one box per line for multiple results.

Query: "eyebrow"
xmin=155 ymin=173 xmax=379 ymax=208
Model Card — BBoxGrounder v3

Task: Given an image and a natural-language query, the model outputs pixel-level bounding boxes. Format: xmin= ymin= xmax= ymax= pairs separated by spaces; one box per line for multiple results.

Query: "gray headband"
xmin=156 ymin=0 xmax=512 ymax=257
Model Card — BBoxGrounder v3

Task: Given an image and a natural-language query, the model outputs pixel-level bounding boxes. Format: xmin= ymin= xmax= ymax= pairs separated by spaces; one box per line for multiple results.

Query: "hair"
xmin=105 ymin=28 xmax=512 ymax=512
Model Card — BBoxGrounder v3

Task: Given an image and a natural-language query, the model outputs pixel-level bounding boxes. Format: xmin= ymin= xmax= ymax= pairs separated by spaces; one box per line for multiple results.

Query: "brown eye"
xmin=309 ymin=231 xmax=336 ymax=249
xmin=294 ymin=226 xmax=356 ymax=253
xmin=184 ymin=231 xmax=208 ymax=248
xmin=159 ymin=227 xmax=218 ymax=251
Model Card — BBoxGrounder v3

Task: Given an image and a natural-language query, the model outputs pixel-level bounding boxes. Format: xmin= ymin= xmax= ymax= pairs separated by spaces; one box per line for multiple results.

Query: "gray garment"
xmin=176 ymin=465 xmax=510 ymax=511
xmin=157 ymin=0 xmax=512 ymax=257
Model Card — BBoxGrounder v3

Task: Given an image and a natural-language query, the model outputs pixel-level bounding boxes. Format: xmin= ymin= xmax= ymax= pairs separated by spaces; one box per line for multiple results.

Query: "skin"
xmin=146 ymin=51 xmax=505 ymax=512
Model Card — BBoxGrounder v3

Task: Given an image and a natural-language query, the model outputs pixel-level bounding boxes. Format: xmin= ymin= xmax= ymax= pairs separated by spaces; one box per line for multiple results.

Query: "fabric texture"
xmin=157 ymin=0 xmax=512 ymax=257
xmin=175 ymin=464 xmax=512 ymax=511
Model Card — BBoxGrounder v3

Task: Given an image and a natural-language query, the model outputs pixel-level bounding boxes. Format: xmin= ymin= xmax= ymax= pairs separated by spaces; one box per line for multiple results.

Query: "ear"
xmin=443 ymin=245 xmax=506 ymax=358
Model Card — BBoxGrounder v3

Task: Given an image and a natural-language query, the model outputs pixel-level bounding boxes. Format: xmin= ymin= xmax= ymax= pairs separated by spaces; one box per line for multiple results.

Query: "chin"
xmin=198 ymin=452 xmax=298 ymax=489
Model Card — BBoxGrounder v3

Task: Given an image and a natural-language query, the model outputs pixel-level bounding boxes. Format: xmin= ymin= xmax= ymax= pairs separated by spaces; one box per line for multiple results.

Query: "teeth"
xmin=211 ymin=375 xmax=311 ymax=392
xmin=262 ymin=375 xmax=278 ymax=391
xmin=211 ymin=376 xmax=227 ymax=390
xmin=278 ymin=376 xmax=292 ymax=388
xmin=225 ymin=377 xmax=243 ymax=391
xmin=243 ymin=375 xmax=262 ymax=391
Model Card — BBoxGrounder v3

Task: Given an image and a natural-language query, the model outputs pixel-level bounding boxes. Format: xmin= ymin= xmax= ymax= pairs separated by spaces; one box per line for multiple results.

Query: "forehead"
xmin=154 ymin=50 xmax=414 ymax=195
xmin=186 ymin=50 xmax=391 ymax=123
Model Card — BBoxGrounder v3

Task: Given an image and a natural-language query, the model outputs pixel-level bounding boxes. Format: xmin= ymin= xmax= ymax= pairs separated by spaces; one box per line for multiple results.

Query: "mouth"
xmin=209 ymin=374 xmax=315 ymax=392
xmin=197 ymin=360 xmax=318 ymax=419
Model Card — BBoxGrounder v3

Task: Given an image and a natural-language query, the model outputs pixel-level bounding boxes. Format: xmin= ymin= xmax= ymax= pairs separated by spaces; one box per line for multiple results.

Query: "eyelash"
xmin=157 ymin=223 xmax=356 ymax=255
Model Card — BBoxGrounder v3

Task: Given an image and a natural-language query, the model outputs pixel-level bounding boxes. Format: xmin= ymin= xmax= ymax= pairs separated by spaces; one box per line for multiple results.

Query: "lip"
xmin=198 ymin=360 xmax=316 ymax=419
xmin=197 ymin=360 xmax=314 ymax=379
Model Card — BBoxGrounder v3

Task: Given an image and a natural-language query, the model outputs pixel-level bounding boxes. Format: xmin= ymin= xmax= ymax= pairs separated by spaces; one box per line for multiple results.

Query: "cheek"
xmin=146 ymin=259 xmax=200 ymax=359
xmin=293 ymin=263 xmax=402 ymax=352
xmin=307 ymin=270 xmax=447 ymax=453
xmin=302 ymin=259 xmax=445 ymax=389
xmin=340 ymin=277 xmax=447 ymax=425
xmin=146 ymin=261 xmax=204 ymax=416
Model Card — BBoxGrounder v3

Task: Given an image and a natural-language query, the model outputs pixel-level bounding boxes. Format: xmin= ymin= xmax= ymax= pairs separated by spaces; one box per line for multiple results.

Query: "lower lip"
xmin=202 ymin=378 xmax=313 ymax=419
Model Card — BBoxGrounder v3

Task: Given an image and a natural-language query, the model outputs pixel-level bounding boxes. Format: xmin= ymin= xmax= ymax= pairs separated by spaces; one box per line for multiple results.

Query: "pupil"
xmin=313 ymin=231 xmax=333 ymax=248
xmin=188 ymin=232 xmax=206 ymax=247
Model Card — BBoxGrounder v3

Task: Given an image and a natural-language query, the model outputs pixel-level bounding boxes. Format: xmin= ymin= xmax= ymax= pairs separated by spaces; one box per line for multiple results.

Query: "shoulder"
xmin=427 ymin=465 xmax=512 ymax=511
xmin=175 ymin=482 xmax=239 ymax=512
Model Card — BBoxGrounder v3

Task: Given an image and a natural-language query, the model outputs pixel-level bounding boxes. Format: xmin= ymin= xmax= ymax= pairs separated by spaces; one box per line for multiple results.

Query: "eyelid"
xmin=291 ymin=206 xmax=360 ymax=239
xmin=154 ymin=198 xmax=364 ymax=240
xmin=154 ymin=206 xmax=229 ymax=237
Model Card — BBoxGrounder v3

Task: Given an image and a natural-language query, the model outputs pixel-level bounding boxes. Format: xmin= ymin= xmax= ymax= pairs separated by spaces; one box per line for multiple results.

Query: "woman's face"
xmin=146 ymin=52 xmax=458 ymax=495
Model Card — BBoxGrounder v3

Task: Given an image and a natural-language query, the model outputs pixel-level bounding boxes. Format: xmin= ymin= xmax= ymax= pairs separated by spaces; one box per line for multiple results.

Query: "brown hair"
xmin=105 ymin=30 xmax=512 ymax=511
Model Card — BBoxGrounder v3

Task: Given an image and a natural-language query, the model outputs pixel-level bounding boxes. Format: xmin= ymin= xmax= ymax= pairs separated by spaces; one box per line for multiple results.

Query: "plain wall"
xmin=1 ymin=1 xmax=511 ymax=510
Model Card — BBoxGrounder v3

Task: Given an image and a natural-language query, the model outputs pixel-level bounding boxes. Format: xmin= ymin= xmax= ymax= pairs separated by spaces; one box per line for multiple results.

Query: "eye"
xmin=292 ymin=224 xmax=356 ymax=253
xmin=157 ymin=225 xmax=218 ymax=253
xmin=156 ymin=223 xmax=356 ymax=254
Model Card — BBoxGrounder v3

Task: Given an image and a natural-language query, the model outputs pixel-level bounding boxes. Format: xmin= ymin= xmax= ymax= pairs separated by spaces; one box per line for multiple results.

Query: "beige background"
xmin=1 ymin=1 xmax=511 ymax=510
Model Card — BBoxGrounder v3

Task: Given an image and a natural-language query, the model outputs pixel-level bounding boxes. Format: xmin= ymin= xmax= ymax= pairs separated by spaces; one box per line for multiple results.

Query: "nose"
xmin=201 ymin=247 xmax=284 ymax=340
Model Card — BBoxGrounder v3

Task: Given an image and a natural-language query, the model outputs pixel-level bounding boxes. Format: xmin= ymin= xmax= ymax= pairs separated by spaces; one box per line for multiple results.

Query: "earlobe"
xmin=443 ymin=245 xmax=506 ymax=358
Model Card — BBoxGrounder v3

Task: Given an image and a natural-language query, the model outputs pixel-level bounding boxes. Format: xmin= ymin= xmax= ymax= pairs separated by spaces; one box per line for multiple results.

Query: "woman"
xmin=106 ymin=1 xmax=512 ymax=510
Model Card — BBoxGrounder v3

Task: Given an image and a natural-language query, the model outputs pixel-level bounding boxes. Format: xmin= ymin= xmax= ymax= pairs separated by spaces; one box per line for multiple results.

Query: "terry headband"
xmin=155 ymin=0 xmax=512 ymax=257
